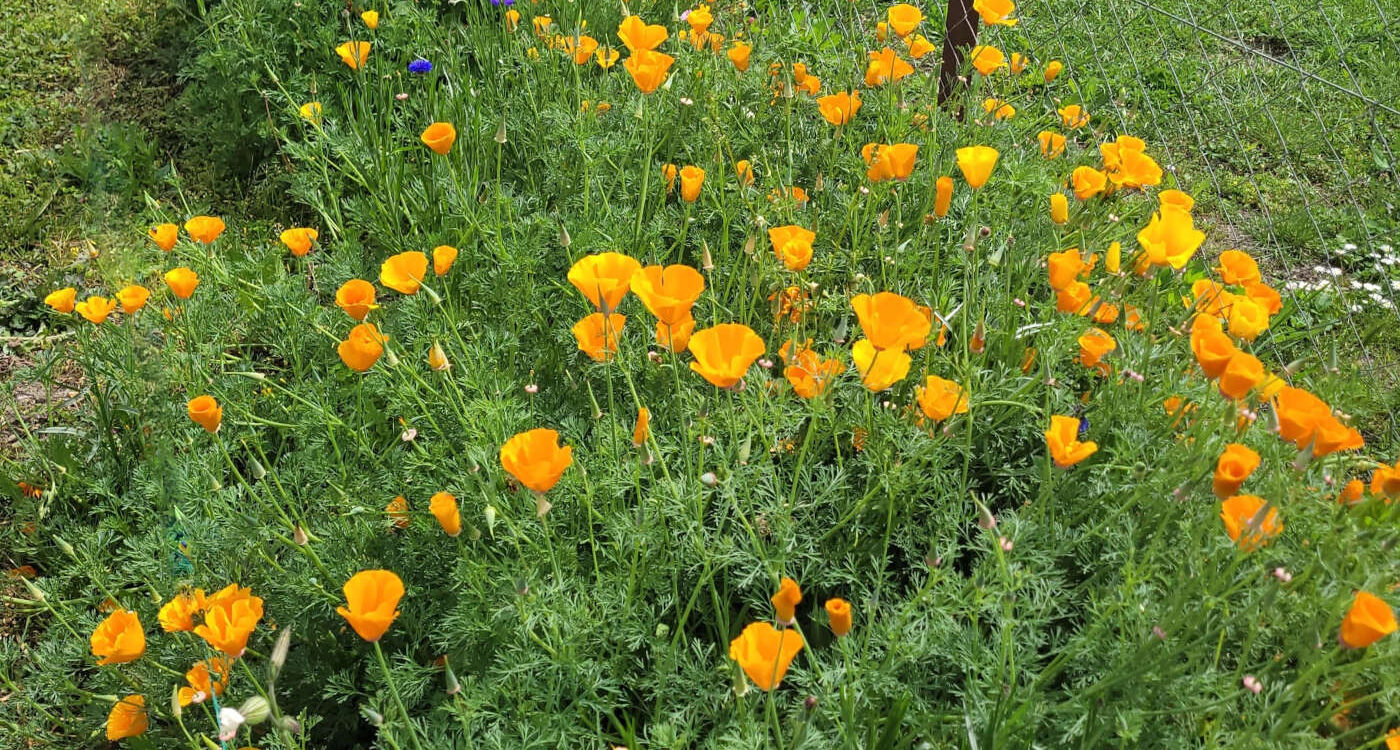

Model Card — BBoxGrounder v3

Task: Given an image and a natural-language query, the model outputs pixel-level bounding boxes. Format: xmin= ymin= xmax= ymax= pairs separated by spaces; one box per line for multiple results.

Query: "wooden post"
xmin=939 ymin=0 xmax=980 ymax=108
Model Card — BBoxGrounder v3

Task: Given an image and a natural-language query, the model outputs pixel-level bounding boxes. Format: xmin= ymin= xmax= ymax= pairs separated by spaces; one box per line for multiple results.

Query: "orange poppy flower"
xmin=816 ymin=91 xmax=861 ymax=126
xmin=158 ymin=591 xmax=202 ymax=632
xmin=916 ymin=375 xmax=969 ymax=421
xmin=1160 ymin=189 xmax=1195 ymax=212
xmin=336 ymin=41 xmax=371 ymax=69
xmin=380 ymin=251 xmax=429 ymax=295
xmin=338 ymin=323 xmax=387 ymax=372
xmin=1212 ymin=443 xmax=1260 ymax=498
xmin=631 ymin=264 xmax=704 ymax=324
xmin=771 ymin=577 xmax=802 ymax=623
xmin=1038 ymin=131 xmax=1066 ymax=159
xmin=501 ymin=428 xmax=573 ymax=495
xmin=430 ymin=492 xmax=462 ymax=537
xmin=624 ymin=48 xmax=675 ymax=94
xmin=632 ymin=407 xmax=650 ymax=447
xmin=657 ymin=316 xmax=696 ymax=353
xmin=164 ymin=267 xmax=200 ymax=299
xmin=1220 ymin=494 xmax=1281 ymax=551
xmin=1045 ymin=415 xmax=1096 ymax=467
xmin=335 ymin=279 xmax=378 ymax=321
xmin=1227 ymin=296 xmax=1269 ymax=341
xmin=1009 ymin=52 xmax=1028 ymax=72
xmin=568 ymin=252 xmax=641 ymax=313
xmin=769 ymin=225 xmax=815 ymax=271
xmin=149 ymin=223 xmax=179 ymax=251
xmin=617 ymin=15 xmax=668 ymax=52
xmin=1338 ymin=478 xmax=1365 ymax=506
xmin=727 ymin=42 xmax=752 ymax=71
xmin=968 ymin=45 xmax=1006 ymax=75
xmin=1106 ymin=242 xmax=1122 ymax=274
xmin=386 ymin=496 xmax=410 ymax=529
xmin=862 ymin=143 xmax=919 ymax=182
xmin=421 ymin=122 xmax=456 ymax=155
xmin=596 ymin=47 xmax=620 ymax=68
xmin=679 ymin=165 xmax=705 ymax=203
xmin=1244 ymin=282 xmax=1282 ymax=316
xmin=75 ymin=296 xmax=118 ymax=324
xmin=852 ymin=340 xmax=911 ymax=390
xmin=106 ymin=695 xmax=148 ymax=741
xmin=565 ymin=34 xmax=599 ymax=65
xmin=1218 ymin=351 xmax=1264 ymax=400
xmin=90 ymin=609 xmax=145 ymax=666
xmin=974 ymin=0 xmax=1018 ymax=25
xmin=981 ymin=97 xmax=1015 ymax=120
xmin=280 ymin=227 xmax=318 ymax=256
xmin=864 ymin=48 xmax=914 ymax=86
xmin=851 ymin=292 xmax=932 ymax=351
xmin=886 ymin=3 xmax=923 ymax=36
xmin=1047 ymin=248 xmax=1088 ymax=290
xmin=1057 ymin=104 xmax=1090 ymax=129
xmin=1138 ymin=205 xmax=1204 ymax=269
xmin=907 ymin=34 xmax=936 ymax=59
xmin=1190 ymin=316 xmax=1237 ymax=378
xmin=194 ymin=584 xmax=263 ymax=657
xmin=825 ymin=598 xmax=852 ymax=636
xmin=337 ymin=570 xmax=404 ymax=642
xmin=44 ymin=287 xmax=77 ymax=313
xmin=934 ymin=176 xmax=954 ymax=217
xmin=572 ymin=313 xmax=626 ymax=362
xmin=729 ymin=622 xmax=804 ymax=690
xmin=187 ymin=395 xmax=222 ymax=433
xmin=1071 ymin=166 xmax=1108 ymax=200
xmin=1371 ymin=460 xmax=1400 ymax=500
xmin=432 ymin=245 xmax=458 ymax=276
xmin=955 ymin=145 xmax=999 ymax=188
xmin=177 ymin=657 xmax=231 ymax=706
xmin=1050 ymin=193 xmax=1069 ymax=224
xmin=689 ymin=324 xmax=765 ymax=388
xmin=780 ymin=340 xmax=843 ymax=399
xmin=1078 ymin=327 xmax=1116 ymax=369
xmin=1043 ymin=60 xmax=1063 ymax=82
xmin=185 ymin=215 xmax=226 ymax=244
xmin=1340 ymin=591 xmax=1397 ymax=648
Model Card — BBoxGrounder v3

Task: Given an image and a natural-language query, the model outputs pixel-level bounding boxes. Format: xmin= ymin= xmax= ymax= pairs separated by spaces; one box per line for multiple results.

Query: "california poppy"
xmin=1190 ymin=316 xmax=1237 ymax=378
xmin=968 ymin=45 xmax=1006 ymax=75
xmin=934 ymin=176 xmax=954 ymax=217
xmin=907 ymin=33 xmax=936 ymax=59
xmin=956 ymin=146 xmax=999 ymax=188
xmin=501 ymin=428 xmax=573 ymax=496
xmin=1213 ymin=443 xmax=1260 ymax=498
xmin=689 ymin=324 xmax=765 ymax=388
xmin=886 ymin=3 xmax=923 ymax=36
xmin=632 ymin=407 xmax=650 ymax=447
xmin=862 ymin=143 xmax=918 ymax=182
xmin=44 ymin=287 xmax=77 ymax=314
xmin=727 ymin=42 xmax=752 ymax=71
xmin=159 ymin=591 xmax=202 ymax=632
xmin=565 ymin=34 xmax=600 ymax=65
xmin=178 ymin=657 xmax=231 ymax=706
xmin=568 ymin=252 xmax=642 ymax=313
xmin=1227 ymin=296 xmax=1269 ymax=341
xmin=336 ymin=41 xmax=372 ymax=69
xmin=624 ymin=48 xmax=675 ymax=94
xmin=864 ymin=48 xmax=914 ymax=86
xmin=1340 ymin=591 xmax=1397 ymax=648
xmin=428 ymin=341 xmax=451 ymax=371
xmin=981 ymin=97 xmax=1015 ymax=120
xmin=185 ymin=216 xmax=226 ymax=244
xmin=617 ymin=15 xmax=668 ymax=52
xmin=825 ymin=598 xmax=852 ymax=636
xmin=338 ymin=323 xmax=387 ymax=372
xmin=1160 ymin=189 xmax=1195 ymax=212
xmin=187 ymin=395 xmax=223 ymax=433
xmin=1050 ymin=193 xmax=1069 ymax=224
xmin=1009 ymin=52 xmax=1028 ymax=73
xmin=164 ymin=267 xmax=200 ymax=299
xmin=106 ymin=696 xmax=148 ymax=741
xmin=815 ymin=91 xmax=861 ymax=126
xmin=75 ymin=296 xmax=118 ymax=324
xmin=1045 ymin=415 xmax=1097 ymax=467
xmin=1077 ymin=327 xmax=1116 ymax=369
xmin=336 ymin=279 xmax=378 ymax=321
xmin=433 ymin=245 xmax=458 ymax=276
xmin=361 ymin=9 xmax=378 ymax=28
xmin=430 ymin=492 xmax=462 ymax=537
xmin=149 ymin=223 xmax=179 ymax=251
xmin=420 ymin=122 xmax=456 ymax=155
xmin=1371 ymin=460 xmax=1400 ymax=500
xmin=572 ymin=313 xmax=626 ymax=361
xmin=280 ymin=228 xmax=318 ymax=256
xmin=385 ymin=495 xmax=410 ymax=529
xmin=1038 ymin=131 xmax=1066 ymax=159
xmin=337 ymin=570 xmax=404 ymax=642
xmin=657 ymin=316 xmax=696 ymax=353
xmin=851 ymin=292 xmax=931 ymax=351
xmin=771 ymin=577 xmax=802 ymax=623
xmin=679 ymin=165 xmax=705 ymax=203
xmin=974 ymin=0 xmax=1017 ymax=25
xmin=1139 ymin=205 xmax=1205 ymax=269
xmin=1219 ymin=494 xmax=1281 ymax=551
xmin=90 ymin=609 xmax=145 ymax=666
xmin=596 ymin=47 xmax=620 ymax=68
xmin=852 ymin=340 xmax=911 ymax=390
xmin=1218 ymin=351 xmax=1264 ymax=400
xmin=1071 ymin=166 xmax=1108 ymax=200
xmin=780 ymin=340 xmax=843 ymax=399
xmin=631 ymin=264 xmax=704 ymax=324
xmin=1058 ymin=104 xmax=1090 ymax=129
xmin=299 ymin=101 xmax=323 ymax=124
xmin=729 ymin=622 xmax=804 ymax=691
xmin=194 ymin=584 xmax=263 ymax=657
xmin=916 ymin=375 xmax=969 ymax=421
xmin=687 ymin=4 xmax=714 ymax=34
xmin=380 ymin=251 xmax=429 ymax=295
xmin=769 ymin=225 xmax=815 ymax=271
xmin=1043 ymin=60 xmax=1063 ymax=82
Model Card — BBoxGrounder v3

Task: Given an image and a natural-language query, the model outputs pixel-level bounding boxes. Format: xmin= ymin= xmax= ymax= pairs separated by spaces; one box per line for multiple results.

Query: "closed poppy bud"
xmin=380 ymin=251 xmax=429 ymax=295
xmin=91 ymin=609 xmax=146 ymax=665
xmin=624 ymin=48 xmax=675 ymax=94
xmin=662 ymin=163 xmax=679 ymax=193
xmin=337 ymin=570 xmax=404 ymax=642
xmin=771 ymin=577 xmax=802 ymax=624
xmin=916 ymin=375 xmax=969 ymax=421
xmin=164 ymin=267 xmax=200 ymax=299
xmin=1045 ymin=414 xmax=1097 ymax=467
xmin=430 ymin=492 xmax=462 ymax=537
xmin=1071 ymin=166 xmax=1108 ymax=200
xmin=1211 ymin=443 xmax=1260 ymax=498
xmin=1106 ymin=241 xmax=1122 ymax=274
xmin=630 ymin=264 xmax=705 ymax=325
xmin=851 ymin=292 xmax=932 ymax=352
xmin=657 ymin=316 xmax=696 ymax=353
xmin=688 ymin=323 xmax=766 ymax=388
xmin=1218 ymin=351 xmax=1264 ymax=400
xmin=1038 ymin=131 xmax=1066 ymax=159
xmin=1044 ymin=60 xmax=1064 ymax=82
xmin=968 ymin=45 xmax=1006 ymax=75
xmin=1371 ymin=461 xmax=1400 ymax=499
xmin=185 ymin=216 xmax=226 ymax=244
xmin=75 ymin=296 xmax=118 ymax=324
xmin=1058 ymin=104 xmax=1089 ymax=129
xmin=825 ymin=598 xmax=852 ymax=636
xmin=727 ymin=42 xmax=751 ymax=71
xmin=500 ymin=428 xmax=573 ymax=494
xmin=107 ymin=695 xmax=148 ymax=741
xmin=432 ymin=245 xmax=458 ymax=276
xmin=1220 ymin=494 xmax=1281 ymax=551
xmin=852 ymin=339 xmax=911 ymax=390
xmin=336 ymin=41 xmax=372 ymax=69
xmin=187 ymin=395 xmax=223 ymax=433
xmin=338 ymin=323 xmax=387 ymax=372
xmin=280 ymin=228 xmax=318 ymax=256
xmin=1050 ymin=193 xmax=1069 ymax=224
xmin=934 ymin=176 xmax=954 ymax=217
xmin=44 ymin=287 xmax=77 ymax=313
xmin=956 ymin=145 xmax=999 ymax=188
xmin=769 ymin=225 xmax=815 ymax=271
xmin=1340 ymin=591 xmax=1397 ymax=649
xmin=729 ymin=621 xmax=804 ymax=691
xmin=335 ymin=279 xmax=378 ymax=321
xmin=572 ymin=312 xmax=626 ymax=361
xmin=568 ymin=252 xmax=642 ymax=313
xmin=420 ymin=122 xmax=456 ymax=156
xmin=361 ymin=10 xmax=378 ymax=28
xmin=632 ymin=407 xmax=650 ymax=447
xmin=428 ymin=341 xmax=450 ymax=371
xmin=679 ymin=166 xmax=705 ymax=203
xmin=149 ymin=223 xmax=179 ymax=251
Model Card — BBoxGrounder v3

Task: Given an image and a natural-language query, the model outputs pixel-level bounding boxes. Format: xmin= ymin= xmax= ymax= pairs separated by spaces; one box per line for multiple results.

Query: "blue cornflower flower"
xmin=408 ymin=59 xmax=433 ymax=74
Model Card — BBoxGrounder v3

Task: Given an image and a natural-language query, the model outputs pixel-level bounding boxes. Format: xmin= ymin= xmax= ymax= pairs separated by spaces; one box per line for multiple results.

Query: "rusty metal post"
xmin=939 ymin=0 xmax=980 ymax=108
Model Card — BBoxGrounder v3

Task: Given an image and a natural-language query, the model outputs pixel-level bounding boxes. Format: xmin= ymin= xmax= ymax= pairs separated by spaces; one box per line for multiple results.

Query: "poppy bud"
xmin=484 ymin=505 xmax=497 ymax=536
xmin=445 ymin=661 xmax=461 ymax=695
xmin=170 ymin=684 xmax=183 ymax=719
xmin=363 ymin=706 xmax=383 ymax=726
xmin=54 ymin=535 xmax=76 ymax=559
xmin=270 ymin=627 xmax=292 ymax=675
xmin=293 ymin=524 xmax=309 ymax=545
xmin=700 ymin=472 xmax=717 ymax=486
xmin=248 ymin=456 xmax=266 ymax=480
xmin=239 ymin=696 xmax=271 ymax=725
xmin=494 ymin=118 xmax=508 ymax=144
